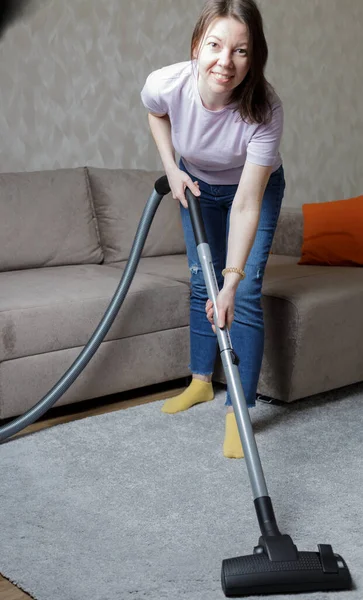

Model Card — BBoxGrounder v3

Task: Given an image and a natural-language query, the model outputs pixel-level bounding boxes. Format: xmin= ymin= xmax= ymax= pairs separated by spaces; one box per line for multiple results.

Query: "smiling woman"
xmin=141 ymin=0 xmax=285 ymax=460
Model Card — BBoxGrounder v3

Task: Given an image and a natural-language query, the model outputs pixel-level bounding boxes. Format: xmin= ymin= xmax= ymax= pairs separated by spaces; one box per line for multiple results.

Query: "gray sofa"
xmin=1 ymin=167 xmax=363 ymax=420
xmin=0 ymin=167 xmax=192 ymax=419
xmin=216 ymin=207 xmax=363 ymax=401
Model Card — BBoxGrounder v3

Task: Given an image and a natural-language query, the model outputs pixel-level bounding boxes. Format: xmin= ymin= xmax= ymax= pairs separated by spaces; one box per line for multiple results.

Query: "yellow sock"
xmin=161 ymin=379 xmax=214 ymax=414
xmin=223 ymin=412 xmax=244 ymax=459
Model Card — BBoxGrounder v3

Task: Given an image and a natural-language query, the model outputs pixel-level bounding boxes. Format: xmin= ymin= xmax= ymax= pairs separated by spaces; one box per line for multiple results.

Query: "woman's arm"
xmin=207 ymin=161 xmax=273 ymax=330
xmin=147 ymin=112 xmax=177 ymax=173
xmin=147 ymin=112 xmax=200 ymax=206
xmin=223 ymin=161 xmax=273 ymax=293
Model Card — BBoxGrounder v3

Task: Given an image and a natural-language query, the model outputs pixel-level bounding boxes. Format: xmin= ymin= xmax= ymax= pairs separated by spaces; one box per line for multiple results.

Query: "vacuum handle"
xmin=185 ymin=188 xmax=208 ymax=245
xmin=154 ymin=176 xmax=207 ymax=245
xmin=155 ymin=176 xmax=208 ymax=243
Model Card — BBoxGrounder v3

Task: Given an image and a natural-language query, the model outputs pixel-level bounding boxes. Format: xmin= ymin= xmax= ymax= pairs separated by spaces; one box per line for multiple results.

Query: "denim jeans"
xmin=178 ymin=157 xmax=286 ymax=407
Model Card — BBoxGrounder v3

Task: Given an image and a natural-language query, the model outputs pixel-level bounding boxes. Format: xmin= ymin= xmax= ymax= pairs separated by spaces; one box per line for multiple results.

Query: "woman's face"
xmin=194 ymin=16 xmax=250 ymax=109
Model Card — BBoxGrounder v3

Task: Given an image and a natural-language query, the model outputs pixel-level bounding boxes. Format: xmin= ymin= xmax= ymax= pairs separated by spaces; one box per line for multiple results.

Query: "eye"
xmin=236 ymin=48 xmax=247 ymax=55
xmin=208 ymin=42 xmax=218 ymax=48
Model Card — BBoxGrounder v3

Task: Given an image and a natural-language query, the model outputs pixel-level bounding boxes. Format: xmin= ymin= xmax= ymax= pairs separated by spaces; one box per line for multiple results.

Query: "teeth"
xmin=213 ymin=72 xmax=231 ymax=80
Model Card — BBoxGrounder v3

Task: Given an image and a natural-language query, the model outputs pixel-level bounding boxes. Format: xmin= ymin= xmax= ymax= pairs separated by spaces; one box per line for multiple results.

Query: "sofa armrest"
xmin=270 ymin=206 xmax=303 ymax=257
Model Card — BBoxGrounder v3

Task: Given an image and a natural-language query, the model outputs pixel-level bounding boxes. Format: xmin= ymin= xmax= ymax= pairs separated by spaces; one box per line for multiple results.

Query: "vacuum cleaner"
xmin=0 ymin=176 xmax=352 ymax=597
xmin=181 ymin=186 xmax=352 ymax=597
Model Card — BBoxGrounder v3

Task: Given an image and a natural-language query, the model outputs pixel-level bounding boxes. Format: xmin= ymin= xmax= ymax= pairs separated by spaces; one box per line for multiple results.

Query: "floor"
xmin=0 ymin=379 xmax=187 ymax=600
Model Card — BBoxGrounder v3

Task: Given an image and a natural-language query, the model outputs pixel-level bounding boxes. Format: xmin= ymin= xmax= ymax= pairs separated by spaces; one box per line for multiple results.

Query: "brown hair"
xmin=190 ymin=0 xmax=274 ymax=124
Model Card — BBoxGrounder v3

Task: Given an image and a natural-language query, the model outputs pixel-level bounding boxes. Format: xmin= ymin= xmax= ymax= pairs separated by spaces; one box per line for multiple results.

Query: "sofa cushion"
xmin=262 ymin=254 xmax=331 ymax=281
xmin=260 ymin=262 xmax=363 ymax=400
xmin=87 ymin=167 xmax=186 ymax=263
xmin=0 ymin=167 xmax=103 ymax=272
xmin=0 ymin=264 xmax=190 ymax=361
xmin=214 ymin=254 xmax=363 ymax=401
xmin=299 ymin=195 xmax=363 ymax=266
xmin=111 ymin=255 xmax=190 ymax=285
xmin=0 ymin=328 xmax=191 ymax=419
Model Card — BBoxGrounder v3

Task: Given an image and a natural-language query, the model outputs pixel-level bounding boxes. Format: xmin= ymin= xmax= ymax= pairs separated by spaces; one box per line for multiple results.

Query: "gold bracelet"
xmin=222 ymin=267 xmax=246 ymax=280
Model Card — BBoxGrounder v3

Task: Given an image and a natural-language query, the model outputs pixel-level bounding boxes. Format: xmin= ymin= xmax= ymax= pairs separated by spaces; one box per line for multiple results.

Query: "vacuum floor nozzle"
xmin=221 ymin=545 xmax=352 ymax=597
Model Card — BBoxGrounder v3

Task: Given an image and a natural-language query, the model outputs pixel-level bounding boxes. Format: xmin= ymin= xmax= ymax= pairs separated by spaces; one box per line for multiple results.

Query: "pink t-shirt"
xmin=141 ymin=60 xmax=283 ymax=185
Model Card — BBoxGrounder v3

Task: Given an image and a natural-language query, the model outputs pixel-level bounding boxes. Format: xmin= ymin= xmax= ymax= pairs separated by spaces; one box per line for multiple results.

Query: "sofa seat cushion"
xmin=0 ymin=167 xmax=103 ymax=271
xmin=263 ymin=254 xmax=334 ymax=282
xmin=111 ymin=254 xmax=190 ymax=285
xmin=215 ymin=254 xmax=363 ymax=400
xmin=0 ymin=264 xmax=190 ymax=361
xmin=261 ymin=255 xmax=363 ymax=400
xmin=263 ymin=254 xmax=363 ymax=297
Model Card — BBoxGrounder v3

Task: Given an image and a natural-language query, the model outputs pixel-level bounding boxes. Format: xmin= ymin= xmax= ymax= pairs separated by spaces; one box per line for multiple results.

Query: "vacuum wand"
xmin=186 ymin=188 xmax=271 ymax=502
xmin=183 ymin=185 xmax=352 ymax=597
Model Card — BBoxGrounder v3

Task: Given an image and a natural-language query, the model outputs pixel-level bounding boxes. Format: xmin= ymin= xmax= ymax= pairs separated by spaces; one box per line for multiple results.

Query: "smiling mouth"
xmin=211 ymin=72 xmax=233 ymax=82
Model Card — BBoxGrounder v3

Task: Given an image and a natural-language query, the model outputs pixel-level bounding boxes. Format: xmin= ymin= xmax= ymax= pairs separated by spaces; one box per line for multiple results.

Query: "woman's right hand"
xmin=165 ymin=165 xmax=200 ymax=208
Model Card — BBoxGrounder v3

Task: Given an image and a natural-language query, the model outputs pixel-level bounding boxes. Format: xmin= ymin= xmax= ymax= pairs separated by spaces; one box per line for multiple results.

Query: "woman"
xmin=141 ymin=0 xmax=285 ymax=458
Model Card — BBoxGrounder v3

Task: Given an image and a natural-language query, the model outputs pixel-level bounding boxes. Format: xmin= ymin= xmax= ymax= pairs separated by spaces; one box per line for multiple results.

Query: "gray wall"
xmin=0 ymin=0 xmax=362 ymax=207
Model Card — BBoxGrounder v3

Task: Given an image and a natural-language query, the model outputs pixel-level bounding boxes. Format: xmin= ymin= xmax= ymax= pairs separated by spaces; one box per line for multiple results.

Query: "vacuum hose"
xmin=0 ymin=175 xmax=171 ymax=443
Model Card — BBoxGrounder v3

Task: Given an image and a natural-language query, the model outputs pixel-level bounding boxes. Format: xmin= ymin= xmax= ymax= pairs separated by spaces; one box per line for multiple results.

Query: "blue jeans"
xmin=179 ymin=157 xmax=286 ymax=407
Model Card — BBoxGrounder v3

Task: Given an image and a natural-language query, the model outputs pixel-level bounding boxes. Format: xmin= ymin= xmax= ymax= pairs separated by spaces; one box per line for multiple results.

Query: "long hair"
xmin=190 ymin=0 xmax=274 ymax=124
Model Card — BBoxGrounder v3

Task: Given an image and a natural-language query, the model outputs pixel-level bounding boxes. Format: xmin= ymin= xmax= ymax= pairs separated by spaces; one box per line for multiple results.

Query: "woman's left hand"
xmin=205 ymin=287 xmax=236 ymax=333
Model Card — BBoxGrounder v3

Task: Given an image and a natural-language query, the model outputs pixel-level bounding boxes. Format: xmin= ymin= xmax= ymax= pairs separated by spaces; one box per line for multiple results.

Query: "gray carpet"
xmin=0 ymin=383 xmax=362 ymax=600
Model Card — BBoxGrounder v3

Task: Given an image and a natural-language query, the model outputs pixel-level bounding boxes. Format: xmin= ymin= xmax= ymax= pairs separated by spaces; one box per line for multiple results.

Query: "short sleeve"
xmin=140 ymin=70 xmax=168 ymax=115
xmin=246 ymin=101 xmax=284 ymax=167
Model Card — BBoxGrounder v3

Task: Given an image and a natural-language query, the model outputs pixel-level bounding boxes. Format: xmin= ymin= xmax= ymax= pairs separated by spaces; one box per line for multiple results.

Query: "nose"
xmin=217 ymin=48 xmax=234 ymax=69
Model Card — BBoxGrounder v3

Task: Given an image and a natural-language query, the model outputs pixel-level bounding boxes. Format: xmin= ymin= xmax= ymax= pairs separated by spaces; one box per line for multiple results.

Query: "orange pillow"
xmin=299 ymin=195 xmax=363 ymax=266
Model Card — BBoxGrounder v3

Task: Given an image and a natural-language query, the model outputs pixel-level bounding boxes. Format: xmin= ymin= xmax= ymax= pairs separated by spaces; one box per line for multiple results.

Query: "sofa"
xmin=1 ymin=166 xmax=363 ymax=420
xmin=215 ymin=206 xmax=363 ymax=401
xmin=0 ymin=167 xmax=192 ymax=420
